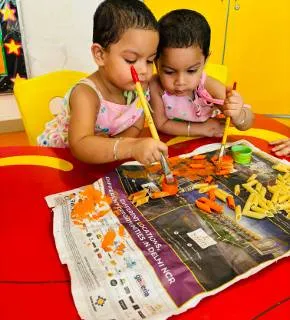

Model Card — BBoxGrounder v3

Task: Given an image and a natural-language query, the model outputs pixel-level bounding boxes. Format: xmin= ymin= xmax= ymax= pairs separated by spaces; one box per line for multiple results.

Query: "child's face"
xmin=157 ymin=46 xmax=206 ymax=96
xmin=101 ymin=28 xmax=159 ymax=91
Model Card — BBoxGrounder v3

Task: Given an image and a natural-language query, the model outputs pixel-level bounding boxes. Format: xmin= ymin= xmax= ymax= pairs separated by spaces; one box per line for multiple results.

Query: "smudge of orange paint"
xmin=71 ymin=185 xmax=112 ymax=226
xmin=101 ymin=229 xmax=116 ymax=252
xmin=119 ymin=225 xmax=125 ymax=237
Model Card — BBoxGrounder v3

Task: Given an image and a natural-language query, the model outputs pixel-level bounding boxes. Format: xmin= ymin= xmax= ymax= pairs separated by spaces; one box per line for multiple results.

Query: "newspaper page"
xmin=46 ymin=140 xmax=290 ymax=320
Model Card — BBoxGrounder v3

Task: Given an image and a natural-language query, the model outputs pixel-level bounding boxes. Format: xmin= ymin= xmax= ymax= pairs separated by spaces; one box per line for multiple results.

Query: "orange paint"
xmin=101 ymin=229 xmax=116 ymax=252
xmin=208 ymin=189 xmax=216 ymax=201
xmin=226 ymin=196 xmax=236 ymax=210
xmin=161 ymin=177 xmax=178 ymax=195
xmin=115 ymin=242 xmax=126 ymax=252
xmin=197 ymin=197 xmax=223 ymax=213
xmin=119 ymin=225 xmax=125 ymax=237
xmin=71 ymin=185 xmax=112 ymax=225
xmin=205 ymin=176 xmax=214 ymax=184
xmin=195 ymin=200 xmax=211 ymax=213
xmin=190 ymin=163 xmax=206 ymax=169
xmin=151 ymin=191 xmax=172 ymax=199
xmin=215 ymin=169 xmax=231 ymax=176
xmin=192 ymin=155 xmax=206 ymax=160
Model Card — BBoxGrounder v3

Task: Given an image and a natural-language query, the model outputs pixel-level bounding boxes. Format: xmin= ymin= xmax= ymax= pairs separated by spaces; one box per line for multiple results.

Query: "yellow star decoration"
xmin=4 ymin=39 xmax=21 ymax=56
xmin=0 ymin=3 xmax=16 ymax=22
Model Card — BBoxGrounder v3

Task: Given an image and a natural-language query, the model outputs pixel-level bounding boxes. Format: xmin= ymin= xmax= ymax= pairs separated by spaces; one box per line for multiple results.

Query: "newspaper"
xmin=45 ymin=140 xmax=290 ymax=320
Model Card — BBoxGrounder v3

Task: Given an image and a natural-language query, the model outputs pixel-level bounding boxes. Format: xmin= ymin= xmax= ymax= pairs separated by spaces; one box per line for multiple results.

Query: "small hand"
xmin=223 ymin=86 xmax=244 ymax=123
xmin=200 ymin=119 xmax=225 ymax=138
xmin=269 ymin=138 xmax=290 ymax=156
xmin=131 ymin=138 xmax=168 ymax=165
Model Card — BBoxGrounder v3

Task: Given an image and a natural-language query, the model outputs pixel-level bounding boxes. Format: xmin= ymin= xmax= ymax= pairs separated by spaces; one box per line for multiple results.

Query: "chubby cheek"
xmin=114 ymin=67 xmax=132 ymax=85
xmin=160 ymin=75 xmax=174 ymax=91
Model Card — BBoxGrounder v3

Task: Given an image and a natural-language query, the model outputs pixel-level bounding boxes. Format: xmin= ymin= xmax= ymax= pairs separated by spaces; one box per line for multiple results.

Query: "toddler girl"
xmin=150 ymin=9 xmax=254 ymax=137
xmin=38 ymin=0 xmax=167 ymax=166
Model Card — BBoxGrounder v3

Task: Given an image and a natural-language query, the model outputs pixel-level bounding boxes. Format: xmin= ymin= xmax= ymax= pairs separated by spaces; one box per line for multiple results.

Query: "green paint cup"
xmin=231 ymin=145 xmax=252 ymax=164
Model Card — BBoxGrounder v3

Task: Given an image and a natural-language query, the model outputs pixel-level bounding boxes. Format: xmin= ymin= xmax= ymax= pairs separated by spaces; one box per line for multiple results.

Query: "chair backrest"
xmin=14 ymin=70 xmax=87 ymax=145
xmin=204 ymin=63 xmax=228 ymax=84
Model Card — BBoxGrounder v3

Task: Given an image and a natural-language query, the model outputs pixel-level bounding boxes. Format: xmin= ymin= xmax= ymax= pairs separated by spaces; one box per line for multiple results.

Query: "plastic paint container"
xmin=231 ymin=145 xmax=252 ymax=164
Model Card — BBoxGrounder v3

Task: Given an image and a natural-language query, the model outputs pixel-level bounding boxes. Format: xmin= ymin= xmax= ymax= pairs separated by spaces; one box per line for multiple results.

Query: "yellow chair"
xmin=204 ymin=63 xmax=227 ymax=84
xmin=14 ymin=70 xmax=87 ymax=145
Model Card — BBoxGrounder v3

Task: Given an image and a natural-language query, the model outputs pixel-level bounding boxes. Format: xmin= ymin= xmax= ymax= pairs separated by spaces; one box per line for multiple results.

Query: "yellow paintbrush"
xmin=130 ymin=65 xmax=174 ymax=184
xmin=217 ymin=82 xmax=237 ymax=166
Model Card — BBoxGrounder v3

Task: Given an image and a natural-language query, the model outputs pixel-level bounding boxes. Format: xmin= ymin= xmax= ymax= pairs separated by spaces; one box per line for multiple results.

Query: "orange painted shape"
xmin=190 ymin=163 xmax=206 ymax=169
xmin=192 ymin=155 xmax=206 ymax=160
xmin=205 ymin=176 xmax=214 ymax=184
xmin=101 ymin=229 xmax=116 ymax=252
xmin=208 ymin=189 xmax=216 ymax=201
xmin=195 ymin=200 xmax=212 ymax=213
xmin=119 ymin=225 xmax=125 ymax=237
xmin=161 ymin=177 xmax=178 ymax=195
xmin=151 ymin=191 xmax=172 ymax=199
xmin=226 ymin=196 xmax=236 ymax=210
xmin=198 ymin=197 xmax=223 ymax=213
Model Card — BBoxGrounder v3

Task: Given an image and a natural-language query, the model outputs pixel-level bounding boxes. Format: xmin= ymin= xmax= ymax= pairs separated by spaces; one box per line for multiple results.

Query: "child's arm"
xmin=205 ymin=76 xmax=254 ymax=131
xmin=149 ymin=76 xmax=224 ymax=137
xmin=115 ymin=114 xmax=145 ymax=138
xmin=269 ymin=138 xmax=290 ymax=156
xmin=68 ymin=84 xmax=167 ymax=165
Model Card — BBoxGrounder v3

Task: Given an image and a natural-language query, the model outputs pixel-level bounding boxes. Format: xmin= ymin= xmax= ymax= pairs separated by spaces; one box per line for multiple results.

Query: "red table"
xmin=0 ymin=115 xmax=289 ymax=319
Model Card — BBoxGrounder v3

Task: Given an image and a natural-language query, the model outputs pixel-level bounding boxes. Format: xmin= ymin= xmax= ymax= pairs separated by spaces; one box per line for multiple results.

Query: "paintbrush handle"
xmin=135 ymin=82 xmax=160 ymax=140
xmin=131 ymin=66 xmax=160 ymax=141
xmin=221 ymin=116 xmax=231 ymax=145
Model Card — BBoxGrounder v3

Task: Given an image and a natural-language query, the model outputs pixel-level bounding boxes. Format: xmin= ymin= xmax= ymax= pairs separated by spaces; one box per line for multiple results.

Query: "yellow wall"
xmin=145 ymin=0 xmax=227 ymax=64
xmin=225 ymin=1 xmax=290 ymax=116
xmin=145 ymin=1 xmax=290 ymax=120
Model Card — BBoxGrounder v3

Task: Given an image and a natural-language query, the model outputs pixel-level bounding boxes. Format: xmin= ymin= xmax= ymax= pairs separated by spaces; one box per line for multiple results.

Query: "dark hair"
xmin=93 ymin=0 xmax=158 ymax=48
xmin=157 ymin=9 xmax=211 ymax=58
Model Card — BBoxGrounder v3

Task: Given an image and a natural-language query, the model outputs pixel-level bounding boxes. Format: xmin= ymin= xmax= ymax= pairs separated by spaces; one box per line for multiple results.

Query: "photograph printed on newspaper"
xmin=45 ymin=140 xmax=290 ymax=320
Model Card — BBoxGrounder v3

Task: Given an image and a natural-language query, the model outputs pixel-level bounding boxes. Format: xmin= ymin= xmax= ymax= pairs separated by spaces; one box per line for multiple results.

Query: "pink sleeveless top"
xmin=162 ymin=72 xmax=224 ymax=122
xmin=37 ymin=78 xmax=143 ymax=147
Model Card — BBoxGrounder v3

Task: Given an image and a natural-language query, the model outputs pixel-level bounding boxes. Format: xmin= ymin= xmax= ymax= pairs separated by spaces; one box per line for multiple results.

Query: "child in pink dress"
xmin=150 ymin=9 xmax=254 ymax=137
xmin=38 ymin=0 xmax=167 ymax=166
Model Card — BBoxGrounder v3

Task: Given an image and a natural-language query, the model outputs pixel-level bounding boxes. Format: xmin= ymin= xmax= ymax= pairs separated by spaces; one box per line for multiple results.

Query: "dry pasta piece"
xmin=195 ymin=200 xmax=212 ymax=213
xmin=198 ymin=185 xmax=218 ymax=193
xmin=150 ymin=191 xmax=171 ymax=199
xmin=251 ymin=206 xmax=268 ymax=214
xmin=271 ymin=191 xmax=280 ymax=203
xmin=260 ymin=187 xmax=267 ymax=198
xmin=235 ymin=205 xmax=242 ymax=221
xmin=243 ymin=180 xmax=258 ymax=188
xmin=128 ymin=189 xmax=148 ymax=201
xmin=234 ymin=184 xmax=240 ymax=196
xmin=198 ymin=197 xmax=223 ymax=213
xmin=215 ymin=169 xmax=231 ymax=176
xmin=279 ymin=194 xmax=290 ymax=203
xmin=247 ymin=174 xmax=257 ymax=182
xmin=214 ymin=189 xmax=228 ymax=202
xmin=226 ymin=195 xmax=236 ymax=210
xmin=208 ymin=189 xmax=216 ymax=201
xmin=190 ymin=163 xmax=206 ymax=169
xmin=193 ymin=183 xmax=209 ymax=189
xmin=135 ymin=196 xmax=149 ymax=207
xmin=204 ymin=176 xmax=214 ymax=184
xmin=255 ymin=182 xmax=262 ymax=192
xmin=192 ymin=154 xmax=206 ymax=160
xmin=242 ymin=211 xmax=267 ymax=219
xmin=272 ymin=163 xmax=290 ymax=173
xmin=242 ymin=193 xmax=256 ymax=214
